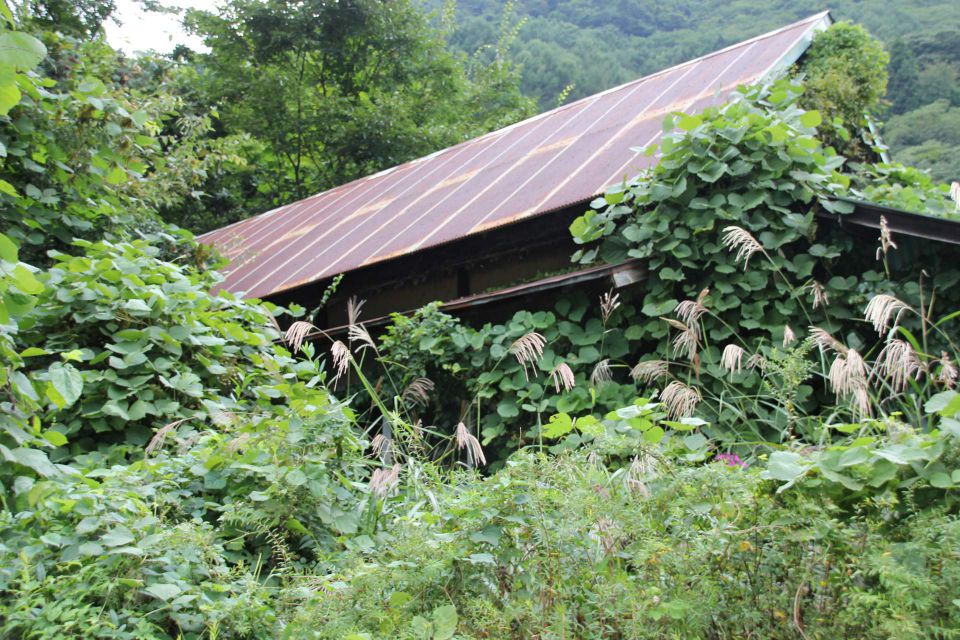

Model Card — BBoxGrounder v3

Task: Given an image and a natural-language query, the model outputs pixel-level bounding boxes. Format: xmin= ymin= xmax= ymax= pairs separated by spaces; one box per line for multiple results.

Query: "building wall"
xmin=269 ymin=205 xmax=587 ymax=329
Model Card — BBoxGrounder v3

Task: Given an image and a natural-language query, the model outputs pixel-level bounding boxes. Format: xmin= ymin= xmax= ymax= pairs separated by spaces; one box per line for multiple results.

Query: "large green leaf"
xmin=431 ymin=605 xmax=458 ymax=640
xmin=0 ymin=31 xmax=47 ymax=70
xmin=11 ymin=447 xmax=59 ymax=476
xmin=763 ymin=451 xmax=807 ymax=483
xmin=46 ymin=362 xmax=83 ymax=409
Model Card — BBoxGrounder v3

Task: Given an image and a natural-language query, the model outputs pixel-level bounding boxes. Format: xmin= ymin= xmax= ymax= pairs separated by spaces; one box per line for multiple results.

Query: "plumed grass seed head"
xmin=330 ymin=340 xmax=351 ymax=381
xmin=876 ymin=339 xmax=922 ymax=392
xmin=660 ymin=380 xmax=702 ymax=418
xmin=631 ymin=359 xmax=669 ymax=384
xmin=550 ymin=362 xmax=576 ymax=393
xmin=510 ymin=332 xmax=546 ymax=380
xmin=721 ymin=226 xmax=767 ymax=270
xmin=590 ymin=359 xmax=613 ymax=387
xmin=721 ymin=344 xmax=746 ymax=375
xmin=284 ymin=320 xmax=317 ymax=354
xmin=455 ymin=422 xmax=486 ymax=467
xmin=864 ymin=294 xmax=912 ymax=336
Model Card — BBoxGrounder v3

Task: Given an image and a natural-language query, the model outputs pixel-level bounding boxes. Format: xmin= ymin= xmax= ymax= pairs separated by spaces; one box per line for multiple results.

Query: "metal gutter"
xmin=825 ymin=199 xmax=960 ymax=246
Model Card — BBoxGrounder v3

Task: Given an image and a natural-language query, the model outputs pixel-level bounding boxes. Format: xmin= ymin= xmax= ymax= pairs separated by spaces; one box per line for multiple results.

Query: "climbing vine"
xmin=371 ymin=77 xmax=959 ymax=457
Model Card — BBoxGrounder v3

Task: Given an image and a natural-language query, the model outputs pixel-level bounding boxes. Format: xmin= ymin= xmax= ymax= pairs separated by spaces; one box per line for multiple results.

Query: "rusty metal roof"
xmin=199 ymin=12 xmax=831 ymax=299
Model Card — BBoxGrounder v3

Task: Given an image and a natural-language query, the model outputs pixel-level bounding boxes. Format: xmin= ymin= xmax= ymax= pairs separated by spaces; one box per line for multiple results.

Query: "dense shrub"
xmin=19 ymin=238 xmax=299 ymax=450
xmin=286 ymin=422 xmax=960 ymax=639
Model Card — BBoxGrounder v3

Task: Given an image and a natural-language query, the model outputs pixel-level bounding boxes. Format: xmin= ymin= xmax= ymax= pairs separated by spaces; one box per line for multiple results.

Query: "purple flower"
xmin=716 ymin=452 xmax=748 ymax=469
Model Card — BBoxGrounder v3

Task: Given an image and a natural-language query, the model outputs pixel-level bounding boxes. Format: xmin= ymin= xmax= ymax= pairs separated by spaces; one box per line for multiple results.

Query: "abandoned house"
xmin=198 ymin=11 xmax=960 ymax=330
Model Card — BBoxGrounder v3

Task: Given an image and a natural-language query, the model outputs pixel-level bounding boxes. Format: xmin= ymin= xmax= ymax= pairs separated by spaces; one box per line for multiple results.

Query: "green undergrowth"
xmin=287 ymin=424 xmax=960 ymax=639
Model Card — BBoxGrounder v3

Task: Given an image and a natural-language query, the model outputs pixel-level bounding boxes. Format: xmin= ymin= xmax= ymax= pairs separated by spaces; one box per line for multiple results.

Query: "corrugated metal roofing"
xmin=199 ymin=12 xmax=831 ymax=299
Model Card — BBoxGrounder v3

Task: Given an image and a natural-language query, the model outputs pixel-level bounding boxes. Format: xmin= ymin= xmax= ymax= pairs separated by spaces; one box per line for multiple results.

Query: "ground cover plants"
xmin=1 ymin=12 xmax=959 ymax=640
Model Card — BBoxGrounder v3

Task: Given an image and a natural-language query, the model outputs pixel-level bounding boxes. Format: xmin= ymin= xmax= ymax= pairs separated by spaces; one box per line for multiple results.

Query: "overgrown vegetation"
xmin=1 ymin=4 xmax=959 ymax=639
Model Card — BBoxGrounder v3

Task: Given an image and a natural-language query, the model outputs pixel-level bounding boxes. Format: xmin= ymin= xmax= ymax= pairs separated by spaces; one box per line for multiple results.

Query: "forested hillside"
xmin=435 ymin=0 xmax=960 ymax=181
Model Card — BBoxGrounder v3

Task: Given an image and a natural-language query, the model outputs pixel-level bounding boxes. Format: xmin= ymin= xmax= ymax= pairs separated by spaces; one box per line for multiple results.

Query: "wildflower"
xmin=720 ymin=344 xmax=745 ymax=374
xmin=510 ymin=332 xmax=546 ymax=380
xmin=864 ymin=294 xmax=912 ymax=336
xmin=660 ymin=381 xmax=701 ymax=418
xmin=600 ymin=290 xmax=621 ymax=324
xmin=721 ymin=226 xmax=767 ymax=270
xmin=455 ymin=422 xmax=486 ymax=467
xmin=590 ymin=359 xmax=613 ymax=387
xmin=716 ymin=452 xmax=748 ymax=469
xmin=631 ymin=359 xmax=669 ymax=384
xmin=369 ymin=464 xmax=401 ymax=497
xmin=550 ymin=362 xmax=576 ymax=393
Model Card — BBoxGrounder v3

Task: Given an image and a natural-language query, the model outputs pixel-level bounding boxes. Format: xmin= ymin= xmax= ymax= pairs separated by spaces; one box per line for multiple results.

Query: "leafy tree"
xmin=17 ymin=0 xmax=116 ymax=39
xmin=172 ymin=0 xmax=533 ymax=229
xmin=797 ymin=21 xmax=889 ymax=160
xmin=887 ymin=38 xmax=922 ymax=115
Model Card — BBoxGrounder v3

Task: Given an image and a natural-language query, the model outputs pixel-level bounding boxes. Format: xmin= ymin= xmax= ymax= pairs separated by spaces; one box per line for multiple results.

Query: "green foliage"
xmin=884 ymin=100 xmax=960 ymax=182
xmin=167 ymin=0 xmax=534 ymax=231
xmin=0 ymin=34 xmax=153 ymax=255
xmin=22 ymin=0 xmax=117 ymax=40
xmin=16 ymin=238 xmax=296 ymax=449
xmin=852 ymin=161 xmax=954 ymax=215
xmin=3 ymin=7 xmax=960 ymax=637
xmin=801 ymin=21 xmax=890 ymax=131
xmin=373 ymin=293 xmax=650 ymax=461
xmin=0 ymin=237 xmax=373 ymax=638
xmin=284 ymin=421 xmax=960 ymax=638
xmin=565 ymin=79 xmax=958 ymax=441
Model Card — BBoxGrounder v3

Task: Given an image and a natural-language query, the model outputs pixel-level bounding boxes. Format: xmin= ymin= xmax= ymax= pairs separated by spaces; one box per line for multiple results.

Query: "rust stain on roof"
xmin=345 ymin=197 xmax=396 ymax=220
xmin=199 ymin=12 xmax=831 ymax=299
xmin=526 ymin=135 xmax=578 ymax=157
xmin=427 ymin=169 xmax=479 ymax=193
xmin=280 ymin=225 xmax=315 ymax=242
